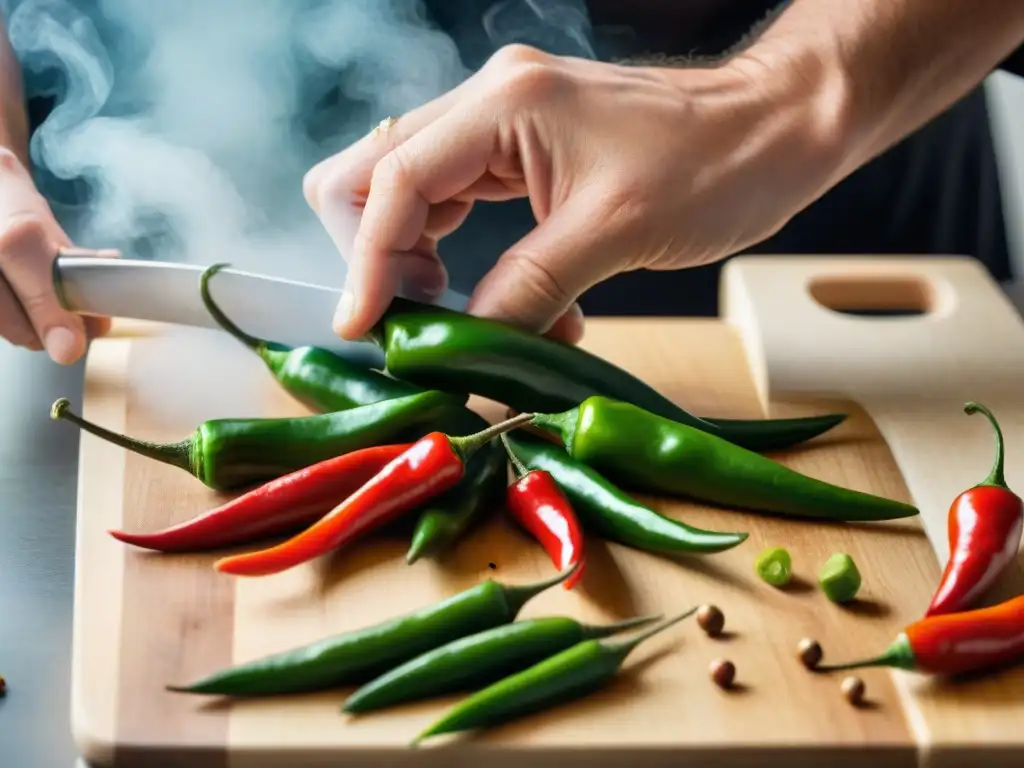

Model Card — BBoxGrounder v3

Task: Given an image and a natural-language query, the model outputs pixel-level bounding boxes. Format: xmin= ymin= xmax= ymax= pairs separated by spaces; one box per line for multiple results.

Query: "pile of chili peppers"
xmin=52 ymin=266 xmax=1024 ymax=743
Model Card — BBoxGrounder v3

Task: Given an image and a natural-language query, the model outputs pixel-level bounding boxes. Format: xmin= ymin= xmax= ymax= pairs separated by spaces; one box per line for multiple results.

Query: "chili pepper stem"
xmin=579 ymin=614 xmax=664 ymax=639
xmin=200 ymin=263 xmax=272 ymax=356
xmin=530 ymin=408 xmax=580 ymax=451
xmin=50 ymin=398 xmax=195 ymax=475
xmin=814 ymin=633 xmax=917 ymax=673
xmin=964 ymin=402 xmax=1008 ymax=489
xmin=448 ymin=412 xmax=536 ymax=464
xmin=600 ymin=606 xmax=699 ymax=656
xmin=501 ymin=562 xmax=581 ymax=617
xmin=501 ymin=433 xmax=530 ymax=478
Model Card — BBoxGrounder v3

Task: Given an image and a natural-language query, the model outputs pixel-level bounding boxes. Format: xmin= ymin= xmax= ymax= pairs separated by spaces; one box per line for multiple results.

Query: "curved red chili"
xmin=818 ymin=592 xmax=1024 ymax=677
xmin=108 ymin=443 xmax=412 ymax=552
xmin=501 ymin=435 xmax=585 ymax=589
xmin=214 ymin=413 xmax=533 ymax=576
xmin=925 ymin=402 xmax=1023 ymax=617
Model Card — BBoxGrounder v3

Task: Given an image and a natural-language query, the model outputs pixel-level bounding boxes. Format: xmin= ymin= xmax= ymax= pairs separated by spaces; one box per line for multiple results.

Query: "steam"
xmin=4 ymin=0 xmax=597 ymax=290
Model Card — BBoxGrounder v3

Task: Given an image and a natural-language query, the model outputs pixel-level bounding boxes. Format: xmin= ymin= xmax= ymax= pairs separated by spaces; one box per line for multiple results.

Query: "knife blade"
xmin=52 ymin=255 xmax=471 ymax=367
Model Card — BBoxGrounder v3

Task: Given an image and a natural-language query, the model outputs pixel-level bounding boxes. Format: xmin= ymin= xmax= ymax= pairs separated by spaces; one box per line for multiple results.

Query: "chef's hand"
xmin=303 ymin=44 xmax=837 ymax=344
xmin=0 ymin=148 xmax=112 ymax=363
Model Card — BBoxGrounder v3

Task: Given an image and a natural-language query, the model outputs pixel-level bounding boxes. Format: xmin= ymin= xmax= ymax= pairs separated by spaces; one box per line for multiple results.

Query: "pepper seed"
xmin=797 ymin=637 xmax=823 ymax=670
xmin=488 ymin=562 xmax=497 ymax=570
xmin=709 ymin=658 xmax=735 ymax=689
xmin=841 ymin=675 xmax=866 ymax=706
xmin=696 ymin=604 xmax=725 ymax=637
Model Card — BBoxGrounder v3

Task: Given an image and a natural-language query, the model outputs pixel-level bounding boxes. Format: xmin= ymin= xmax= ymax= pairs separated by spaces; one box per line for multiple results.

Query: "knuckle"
xmin=504 ymin=251 xmax=572 ymax=307
xmin=313 ymin=170 xmax=354 ymax=211
xmin=0 ymin=147 xmax=21 ymax=174
xmin=0 ymin=214 xmax=50 ymax=262
xmin=495 ymin=60 xmax=563 ymax=104
xmin=487 ymin=43 xmax=549 ymax=70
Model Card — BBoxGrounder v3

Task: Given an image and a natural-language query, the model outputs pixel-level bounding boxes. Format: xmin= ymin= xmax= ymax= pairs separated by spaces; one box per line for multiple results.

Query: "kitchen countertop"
xmin=3 ymin=283 xmax=1024 ymax=768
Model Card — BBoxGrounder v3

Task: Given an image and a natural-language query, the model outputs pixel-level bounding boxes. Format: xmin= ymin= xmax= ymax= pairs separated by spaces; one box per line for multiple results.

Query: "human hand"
xmin=304 ymin=44 xmax=842 ymax=343
xmin=0 ymin=148 xmax=113 ymax=364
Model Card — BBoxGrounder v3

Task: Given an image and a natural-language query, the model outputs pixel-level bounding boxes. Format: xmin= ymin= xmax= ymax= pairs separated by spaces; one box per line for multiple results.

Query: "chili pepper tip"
xmin=201 ymin=262 xmax=266 ymax=354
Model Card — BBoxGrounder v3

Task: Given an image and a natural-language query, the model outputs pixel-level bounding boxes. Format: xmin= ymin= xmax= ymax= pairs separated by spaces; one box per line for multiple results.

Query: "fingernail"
xmin=44 ymin=327 xmax=79 ymax=365
xmin=333 ymin=290 xmax=355 ymax=334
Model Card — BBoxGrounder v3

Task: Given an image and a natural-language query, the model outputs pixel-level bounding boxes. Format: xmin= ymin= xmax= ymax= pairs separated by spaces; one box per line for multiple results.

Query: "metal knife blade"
xmin=52 ymin=255 xmax=470 ymax=367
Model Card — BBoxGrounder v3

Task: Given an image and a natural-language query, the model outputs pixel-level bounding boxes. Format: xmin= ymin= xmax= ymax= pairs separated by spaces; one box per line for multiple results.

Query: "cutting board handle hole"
xmin=807 ymin=275 xmax=933 ymax=318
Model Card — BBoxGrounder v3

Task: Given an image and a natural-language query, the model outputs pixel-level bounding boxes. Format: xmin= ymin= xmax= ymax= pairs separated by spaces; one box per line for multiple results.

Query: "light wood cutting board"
xmin=69 ymin=255 xmax=1024 ymax=768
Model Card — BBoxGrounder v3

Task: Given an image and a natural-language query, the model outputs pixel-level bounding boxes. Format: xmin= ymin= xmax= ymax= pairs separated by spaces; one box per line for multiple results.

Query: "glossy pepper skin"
xmin=199 ymin=263 xmax=450 ymax=414
xmin=532 ymin=397 xmax=919 ymax=522
xmin=925 ymin=402 xmax=1024 ymax=617
xmin=108 ymin=443 xmax=413 ymax=552
xmin=342 ymin=614 xmax=659 ymax=714
xmin=406 ymin=408 xmax=507 ymax=563
xmin=412 ymin=608 xmax=695 ymax=746
xmin=49 ymin=391 xmax=456 ymax=492
xmin=502 ymin=435 xmax=586 ymax=589
xmin=167 ymin=567 xmax=576 ymax=696
xmin=818 ymin=593 xmax=1024 ymax=677
xmin=213 ymin=413 xmax=534 ymax=576
xmin=363 ymin=297 xmax=846 ymax=452
xmin=503 ymin=432 xmax=748 ymax=556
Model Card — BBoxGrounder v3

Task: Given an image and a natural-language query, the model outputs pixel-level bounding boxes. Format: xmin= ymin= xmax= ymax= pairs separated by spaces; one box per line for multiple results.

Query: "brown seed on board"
xmin=709 ymin=659 xmax=735 ymax=689
xmin=797 ymin=637 xmax=823 ymax=670
xmin=696 ymin=604 xmax=725 ymax=637
xmin=0 ymin=675 xmax=6 ymax=696
xmin=841 ymin=676 xmax=866 ymax=706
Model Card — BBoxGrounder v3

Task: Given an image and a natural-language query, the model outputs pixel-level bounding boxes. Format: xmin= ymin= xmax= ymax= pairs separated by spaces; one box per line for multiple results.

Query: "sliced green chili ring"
xmin=755 ymin=547 xmax=792 ymax=587
xmin=819 ymin=552 xmax=862 ymax=603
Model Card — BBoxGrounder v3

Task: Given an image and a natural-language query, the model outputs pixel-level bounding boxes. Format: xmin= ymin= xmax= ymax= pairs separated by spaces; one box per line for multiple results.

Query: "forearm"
xmin=735 ymin=0 xmax=1024 ymax=184
xmin=0 ymin=17 xmax=29 ymax=165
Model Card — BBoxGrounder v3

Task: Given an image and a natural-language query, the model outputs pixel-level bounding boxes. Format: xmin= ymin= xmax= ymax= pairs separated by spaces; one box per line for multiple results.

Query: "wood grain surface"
xmin=69 ymin=294 xmax=1024 ymax=767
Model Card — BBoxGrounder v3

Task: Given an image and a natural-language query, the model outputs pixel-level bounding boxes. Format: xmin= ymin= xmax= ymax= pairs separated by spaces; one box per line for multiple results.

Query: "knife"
xmin=52 ymin=253 xmax=471 ymax=368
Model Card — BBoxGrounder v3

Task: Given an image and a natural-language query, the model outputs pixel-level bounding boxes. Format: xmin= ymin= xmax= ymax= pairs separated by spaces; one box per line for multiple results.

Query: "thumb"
xmin=466 ymin=199 xmax=622 ymax=336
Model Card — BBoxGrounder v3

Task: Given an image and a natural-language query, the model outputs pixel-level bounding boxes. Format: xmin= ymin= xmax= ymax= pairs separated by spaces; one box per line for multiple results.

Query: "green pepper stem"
xmin=964 ymin=402 xmax=1009 ymax=489
xmin=602 ymin=606 xmax=699 ymax=656
xmin=499 ymin=562 xmax=581 ymax=618
xmin=529 ymin=407 xmax=580 ymax=452
xmin=500 ymin=433 xmax=530 ymax=479
xmin=814 ymin=633 xmax=917 ymax=673
xmin=50 ymin=398 xmax=195 ymax=476
xmin=199 ymin=263 xmax=266 ymax=354
xmin=448 ymin=412 xmax=535 ymax=464
xmin=579 ymin=614 xmax=664 ymax=640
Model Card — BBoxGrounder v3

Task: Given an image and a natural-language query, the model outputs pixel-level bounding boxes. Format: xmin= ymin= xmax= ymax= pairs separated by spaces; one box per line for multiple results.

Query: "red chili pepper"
xmin=501 ymin=435 xmax=585 ymax=589
xmin=817 ymin=592 xmax=1024 ymax=677
xmin=214 ymin=413 xmax=533 ymax=577
xmin=108 ymin=443 xmax=413 ymax=552
xmin=925 ymin=402 xmax=1023 ymax=617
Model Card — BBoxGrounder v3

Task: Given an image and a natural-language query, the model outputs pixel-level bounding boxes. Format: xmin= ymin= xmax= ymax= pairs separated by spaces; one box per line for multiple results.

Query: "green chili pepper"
xmin=200 ymin=263 xmax=452 ymax=413
xmin=531 ymin=396 xmax=919 ymax=522
xmin=363 ymin=297 xmax=846 ymax=452
xmin=411 ymin=607 xmax=697 ymax=746
xmin=502 ymin=432 xmax=748 ymax=555
xmin=819 ymin=552 xmax=862 ymax=603
xmin=166 ymin=566 xmax=577 ymax=697
xmin=342 ymin=613 xmax=661 ymax=714
xmin=49 ymin=390 xmax=456 ymax=492
xmin=755 ymin=546 xmax=793 ymax=587
xmin=406 ymin=408 xmax=507 ymax=564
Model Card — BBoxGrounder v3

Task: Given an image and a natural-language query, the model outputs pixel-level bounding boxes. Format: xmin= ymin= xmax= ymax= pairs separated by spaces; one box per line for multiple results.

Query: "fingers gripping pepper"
xmin=342 ymin=613 xmax=660 ymax=714
xmin=501 ymin=434 xmax=586 ymax=589
xmin=49 ymin=391 xmax=456 ymax=492
xmin=214 ymin=413 xmax=535 ymax=576
xmin=503 ymin=433 xmax=748 ymax=556
xmin=108 ymin=443 xmax=412 ymax=552
xmin=406 ymin=408 xmax=507 ymax=564
xmin=411 ymin=607 xmax=697 ymax=746
xmin=363 ymin=297 xmax=846 ymax=452
xmin=925 ymin=402 xmax=1023 ymax=617
xmin=166 ymin=566 xmax=577 ymax=696
xmin=200 ymin=263 xmax=448 ymax=413
xmin=531 ymin=397 xmax=919 ymax=522
xmin=816 ymin=593 xmax=1024 ymax=677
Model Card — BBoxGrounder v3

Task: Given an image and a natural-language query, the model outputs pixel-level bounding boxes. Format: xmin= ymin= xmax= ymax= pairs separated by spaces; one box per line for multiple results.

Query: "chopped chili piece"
xmin=500 ymin=435 xmax=585 ymax=590
xmin=755 ymin=547 xmax=792 ymax=587
xmin=214 ymin=413 xmax=534 ymax=576
xmin=819 ymin=553 xmax=862 ymax=603
xmin=926 ymin=402 xmax=1023 ymax=617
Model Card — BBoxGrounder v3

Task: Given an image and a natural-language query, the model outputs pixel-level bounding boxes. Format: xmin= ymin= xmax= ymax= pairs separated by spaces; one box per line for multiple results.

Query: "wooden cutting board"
xmin=69 ymin=255 xmax=1024 ymax=768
